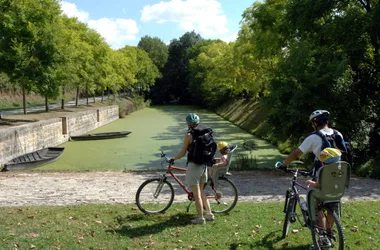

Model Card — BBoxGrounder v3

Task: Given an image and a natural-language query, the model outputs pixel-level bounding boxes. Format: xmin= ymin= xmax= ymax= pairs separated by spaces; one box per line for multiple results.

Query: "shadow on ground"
xmin=106 ymin=212 xmax=192 ymax=238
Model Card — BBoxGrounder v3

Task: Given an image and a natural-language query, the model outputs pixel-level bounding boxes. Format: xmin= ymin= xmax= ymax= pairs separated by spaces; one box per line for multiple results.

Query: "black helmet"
xmin=309 ymin=110 xmax=329 ymax=122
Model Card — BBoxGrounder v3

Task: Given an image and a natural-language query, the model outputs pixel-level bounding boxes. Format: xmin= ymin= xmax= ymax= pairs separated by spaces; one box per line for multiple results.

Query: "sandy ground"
xmin=0 ymin=170 xmax=379 ymax=207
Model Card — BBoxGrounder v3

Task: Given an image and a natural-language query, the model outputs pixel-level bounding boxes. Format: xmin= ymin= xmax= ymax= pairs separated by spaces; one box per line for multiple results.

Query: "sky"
xmin=59 ymin=0 xmax=255 ymax=49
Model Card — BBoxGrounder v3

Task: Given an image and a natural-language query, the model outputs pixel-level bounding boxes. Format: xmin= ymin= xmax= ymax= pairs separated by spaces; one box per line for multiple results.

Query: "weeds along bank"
xmin=216 ymin=99 xmax=271 ymax=144
xmin=215 ymin=98 xmax=379 ymax=179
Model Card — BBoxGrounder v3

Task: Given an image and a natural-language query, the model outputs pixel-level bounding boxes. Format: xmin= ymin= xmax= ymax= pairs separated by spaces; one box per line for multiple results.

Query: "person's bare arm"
xmin=213 ymin=156 xmax=228 ymax=167
xmin=283 ymin=148 xmax=303 ymax=166
xmin=172 ymin=134 xmax=192 ymax=160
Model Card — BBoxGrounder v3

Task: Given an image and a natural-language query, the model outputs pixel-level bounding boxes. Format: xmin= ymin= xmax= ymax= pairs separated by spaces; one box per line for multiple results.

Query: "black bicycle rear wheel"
xmin=311 ymin=206 xmax=344 ymax=250
xmin=204 ymin=177 xmax=238 ymax=214
xmin=135 ymin=178 xmax=174 ymax=214
xmin=282 ymin=192 xmax=296 ymax=238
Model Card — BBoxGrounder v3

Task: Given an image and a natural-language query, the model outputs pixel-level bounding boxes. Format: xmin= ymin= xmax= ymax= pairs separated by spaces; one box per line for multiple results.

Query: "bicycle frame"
xmin=136 ymin=152 xmax=239 ymax=215
xmin=159 ymin=155 xmax=223 ymax=203
xmin=284 ymin=168 xmax=342 ymax=227
xmin=277 ymin=162 xmax=346 ymax=249
xmin=162 ymin=163 xmax=194 ymax=201
xmin=285 ymin=169 xmax=310 ymax=227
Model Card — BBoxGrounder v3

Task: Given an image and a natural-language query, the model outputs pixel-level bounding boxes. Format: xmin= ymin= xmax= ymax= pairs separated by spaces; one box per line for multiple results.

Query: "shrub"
xmin=232 ymin=154 xmax=258 ymax=171
xmin=356 ymin=155 xmax=380 ymax=179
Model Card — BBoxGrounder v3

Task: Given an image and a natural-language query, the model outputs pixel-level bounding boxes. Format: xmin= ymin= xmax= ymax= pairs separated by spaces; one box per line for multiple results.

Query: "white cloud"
xmin=141 ymin=0 xmax=229 ymax=38
xmin=59 ymin=1 xmax=138 ymax=49
xmin=59 ymin=1 xmax=89 ymax=22
xmin=88 ymin=18 xmax=138 ymax=49
xmin=221 ymin=32 xmax=238 ymax=43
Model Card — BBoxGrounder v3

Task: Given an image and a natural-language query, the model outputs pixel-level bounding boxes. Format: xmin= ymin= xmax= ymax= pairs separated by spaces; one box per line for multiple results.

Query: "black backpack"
xmin=188 ymin=127 xmax=217 ymax=166
xmin=314 ymin=129 xmax=353 ymax=167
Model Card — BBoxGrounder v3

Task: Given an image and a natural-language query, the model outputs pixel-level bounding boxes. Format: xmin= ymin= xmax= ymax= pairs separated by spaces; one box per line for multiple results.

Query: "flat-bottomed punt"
xmin=70 ymin=131 xmax=132 ymax=141
xmin=2 ymin=147 xmax=65 ymax=171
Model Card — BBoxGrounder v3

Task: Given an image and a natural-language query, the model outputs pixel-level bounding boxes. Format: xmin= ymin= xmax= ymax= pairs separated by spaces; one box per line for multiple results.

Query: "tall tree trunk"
xmin=76 ymin=86 xmax=79 ymax=107
xmin=45 ymin=96 xmax=49 ymax=112
xmin=101 ymin=90 xmax=104 ymax=103
xmin=61 ymin=85 xmax=65 ymax=110
xmin=86 ymin=84 xmax=89 ymax=105
xmin=22 ymin=86 xmax=26 ymax=114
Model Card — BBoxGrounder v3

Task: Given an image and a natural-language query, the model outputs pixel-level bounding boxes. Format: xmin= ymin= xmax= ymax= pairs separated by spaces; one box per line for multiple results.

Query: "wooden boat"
xmin=70 ymin=131 xmax=132 ymax=141
xmin=2 ymin=147 xmax=65 ymax=171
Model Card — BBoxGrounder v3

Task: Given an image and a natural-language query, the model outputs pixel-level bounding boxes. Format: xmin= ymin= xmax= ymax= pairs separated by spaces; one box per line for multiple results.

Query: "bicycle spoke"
xmin=205 ymin=177 xmax=238 ymax=214
xmin=135 ymin=178 xmax=174 ymax=214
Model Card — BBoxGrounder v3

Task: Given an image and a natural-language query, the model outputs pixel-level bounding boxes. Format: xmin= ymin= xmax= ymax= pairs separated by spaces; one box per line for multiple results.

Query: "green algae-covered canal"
xmin=38 ymin=106 xmax=284 ymax=171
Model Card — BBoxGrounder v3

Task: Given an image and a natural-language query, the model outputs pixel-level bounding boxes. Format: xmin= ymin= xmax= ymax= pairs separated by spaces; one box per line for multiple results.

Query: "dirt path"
xmin=0 ymin=171 xmax=379 ymax=207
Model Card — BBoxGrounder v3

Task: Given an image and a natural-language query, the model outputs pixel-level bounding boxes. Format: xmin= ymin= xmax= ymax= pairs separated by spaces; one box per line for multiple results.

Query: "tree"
xmin=138 ymin=36 xmax=168 ymax=71
xmin=161 ymin=31 xmax=203 ymax=104
xmin=119 ymin=46 xmax=160 ymax=95
xmin=0 ymin=0 xmax=63 ymax=113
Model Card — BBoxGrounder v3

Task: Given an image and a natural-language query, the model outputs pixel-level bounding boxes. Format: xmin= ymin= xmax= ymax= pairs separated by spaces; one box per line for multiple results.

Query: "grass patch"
xmin=0 ymin=91 xmax=77 ymax=111
xmin=0 ymin=201 xmax=378 ymax=249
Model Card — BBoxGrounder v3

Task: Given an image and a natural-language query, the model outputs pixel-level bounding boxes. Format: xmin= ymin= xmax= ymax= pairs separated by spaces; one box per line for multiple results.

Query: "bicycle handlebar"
xmin=275 ymin=161 xmax=311 ymax=176
xmin=160 ymin=151 xmax=173 ymax=164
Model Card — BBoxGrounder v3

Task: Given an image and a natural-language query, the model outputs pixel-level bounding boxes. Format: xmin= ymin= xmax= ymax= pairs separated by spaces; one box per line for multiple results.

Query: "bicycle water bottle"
xmin=300 ymin=196 xmax=308 ymax=212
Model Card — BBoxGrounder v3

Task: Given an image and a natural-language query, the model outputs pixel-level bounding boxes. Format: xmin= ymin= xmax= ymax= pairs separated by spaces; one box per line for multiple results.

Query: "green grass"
xmin=1 ymin=201 xmax=378 ymax=249
xmin=0 ymin=91 xmax=77 ymax=110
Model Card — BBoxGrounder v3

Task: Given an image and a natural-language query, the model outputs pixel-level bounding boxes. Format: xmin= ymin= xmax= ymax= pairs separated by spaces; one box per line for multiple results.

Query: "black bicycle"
xmin=275 ymin=161 xmax=345 ymax=250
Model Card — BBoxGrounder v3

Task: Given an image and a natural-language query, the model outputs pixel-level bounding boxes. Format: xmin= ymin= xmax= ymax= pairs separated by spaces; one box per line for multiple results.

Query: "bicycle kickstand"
xmin=186 ymin=200 xmax=193 ymax=212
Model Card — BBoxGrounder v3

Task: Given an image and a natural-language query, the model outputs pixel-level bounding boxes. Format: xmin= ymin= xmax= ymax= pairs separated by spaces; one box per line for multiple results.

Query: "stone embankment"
xmin=0 ymin=106 xmax=119 ymax=165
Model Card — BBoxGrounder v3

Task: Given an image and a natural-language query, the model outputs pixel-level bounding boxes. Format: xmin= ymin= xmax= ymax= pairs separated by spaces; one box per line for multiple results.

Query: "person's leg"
xmin=186 ymin=162 xmax=206 ymax=224
xmin=200 ymin=182 xmax=214 ymax=221
xmin=326 ymin=211 xmax=335 ymax=231
xmin=190 ymin=184 xmax=205 ymax=224
xmin=200 ymin=168 xmax=214 ymax=221
xmin=190 ymin=184 xmax=203 ymax=217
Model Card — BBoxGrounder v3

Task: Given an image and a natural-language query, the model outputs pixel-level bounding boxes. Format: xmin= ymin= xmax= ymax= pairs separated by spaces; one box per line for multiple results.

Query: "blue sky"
xmin=59 ymin=0 xmax=255 ymax=49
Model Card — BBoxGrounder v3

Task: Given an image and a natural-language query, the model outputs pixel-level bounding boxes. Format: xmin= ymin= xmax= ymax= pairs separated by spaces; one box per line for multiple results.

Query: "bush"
xmin=356 ymin=155 xmax=380 ymax=179
xmin=110 ymin=95 xmax=150 ymax=118
xmin=232 ymin=154 xmax=258 ymax=171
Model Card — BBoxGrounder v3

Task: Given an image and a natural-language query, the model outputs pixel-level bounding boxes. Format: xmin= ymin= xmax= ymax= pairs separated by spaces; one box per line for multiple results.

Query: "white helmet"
xmin=309 ymin=110 xmax=330 ymax=122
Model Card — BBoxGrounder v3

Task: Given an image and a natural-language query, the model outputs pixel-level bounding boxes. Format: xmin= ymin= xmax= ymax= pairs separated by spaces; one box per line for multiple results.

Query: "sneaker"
xmin=191 ymin=216 xmax=205 ymax=225
xmin=204 ymin=213 xmax=215 ymax=221
xmin=319 ymin=235 xmax=332 ymax=248
xmin=309 ymin=236 xmax=332 ymax=249
xmin=326 ymin=230 xmax=336 ymax=242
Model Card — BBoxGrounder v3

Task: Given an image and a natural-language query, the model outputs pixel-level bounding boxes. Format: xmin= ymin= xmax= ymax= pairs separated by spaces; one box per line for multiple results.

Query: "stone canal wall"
xmin=0 ymin=105 xmax=119 ymax=165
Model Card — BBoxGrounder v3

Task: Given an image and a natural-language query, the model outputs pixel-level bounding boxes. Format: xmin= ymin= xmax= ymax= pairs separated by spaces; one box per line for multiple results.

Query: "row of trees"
xmin=146 ymin=0 xmax=379 ymax=175
xmin=0 ymin=0 xmax=164 ymax=113
xmin=1 ymin=0 xmax=378 ymax=174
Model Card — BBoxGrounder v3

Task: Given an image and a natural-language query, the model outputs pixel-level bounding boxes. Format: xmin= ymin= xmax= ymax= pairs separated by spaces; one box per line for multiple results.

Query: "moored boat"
xmin=2 ymin=147 xmax=65 ymax=171
xmin=70 ymin=131 xmax=132 ymax=141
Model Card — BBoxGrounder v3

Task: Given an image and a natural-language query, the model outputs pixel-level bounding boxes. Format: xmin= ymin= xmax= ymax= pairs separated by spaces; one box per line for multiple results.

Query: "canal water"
xmin=40 ymin=106 xmax=283 ymax=171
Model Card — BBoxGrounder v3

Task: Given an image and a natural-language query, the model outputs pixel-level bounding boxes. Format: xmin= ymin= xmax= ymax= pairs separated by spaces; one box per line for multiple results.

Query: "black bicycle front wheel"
xmin=135 ymin=178 xmax=175 ymax=215
xmin=311 ymin=207 xmax=344 ymax=250
xmin=282 ymin=194 xmax=296 ymax=238
xmin=205 ymin=177 xmax=238 ymax=214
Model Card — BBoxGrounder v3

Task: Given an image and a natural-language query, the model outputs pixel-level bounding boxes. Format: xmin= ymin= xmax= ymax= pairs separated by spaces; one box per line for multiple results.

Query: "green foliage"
xmin=356 ymin=154 xmax=380 ymax=179
xmin=153 ymin=31 xmax=203 ymax=104
xmin=0 ymin=0 xmax=63 ymax=111
xmin=137 ymin=35 xmax=168 ymax=71
xmin=232 ymin=154 xmax=258 ymax=171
